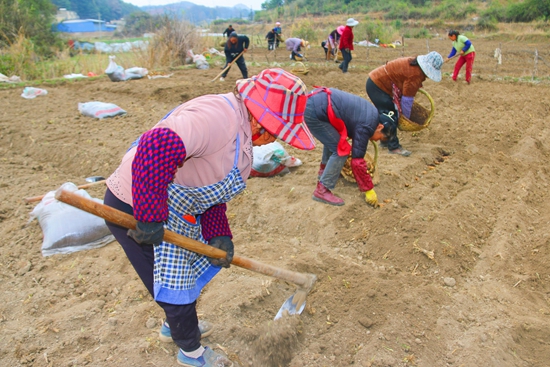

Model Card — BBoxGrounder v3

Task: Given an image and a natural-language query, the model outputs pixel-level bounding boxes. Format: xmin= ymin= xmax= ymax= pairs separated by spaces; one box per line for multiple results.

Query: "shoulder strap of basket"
xmin=309 ymin=86 xmax=351 ymax=156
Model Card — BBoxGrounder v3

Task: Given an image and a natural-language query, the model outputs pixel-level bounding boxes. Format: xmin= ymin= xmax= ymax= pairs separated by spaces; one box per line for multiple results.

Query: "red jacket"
xmin=339 ymin=26 xmax=354 ymax=50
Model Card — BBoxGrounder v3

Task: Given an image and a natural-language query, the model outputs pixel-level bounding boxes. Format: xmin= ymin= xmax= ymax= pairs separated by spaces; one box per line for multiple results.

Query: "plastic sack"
xmin=21 ymin=87 xmax=48 ymax=99
xmin=29 ymin=183 xmax=114 ymax=257
xmin=187 ymin=50 xmax=210 ymax=70
xmin=78 ymin=101 xmax=126 ymax=119
xmin=250 ymin=141 xmax=302 ymax=177
xmin=64 ymin=73 xmax=88 ymax=79
xmin=105 ymin=55 xmax=148 ymax=82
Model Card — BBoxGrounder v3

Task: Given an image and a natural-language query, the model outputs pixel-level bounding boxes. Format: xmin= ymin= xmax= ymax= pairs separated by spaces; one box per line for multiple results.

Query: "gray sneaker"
xmin=160 ymin=320 xmax=214 ymax=343
xmin=389 ymin=147 xmax=412 ymax=156
xmin=177 ymin=347 xmax=233 ymax=367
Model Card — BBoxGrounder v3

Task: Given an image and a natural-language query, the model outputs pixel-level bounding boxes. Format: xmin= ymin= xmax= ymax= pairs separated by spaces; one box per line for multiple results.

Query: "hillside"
xmin=142 ymin=1 xmax=255 ymax=24
xmin=50 ymin=0 xmax=141 ymax=22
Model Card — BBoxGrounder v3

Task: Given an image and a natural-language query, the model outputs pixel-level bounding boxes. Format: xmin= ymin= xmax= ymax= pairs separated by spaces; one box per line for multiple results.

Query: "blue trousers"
xmin=339 ymin=48 xmax=352 ymax=72
xmin=304 ymin=103 xmax=348 ymax=190
xmin=103 ymin=189 xmax=201 ymax=352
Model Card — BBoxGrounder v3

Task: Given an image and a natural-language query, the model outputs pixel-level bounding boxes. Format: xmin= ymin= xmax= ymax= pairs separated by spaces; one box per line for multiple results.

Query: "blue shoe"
xmin=159 ymin=320 xmax=214 ymax=343
xmin=177 ymin=347 xmax=233 ymax=367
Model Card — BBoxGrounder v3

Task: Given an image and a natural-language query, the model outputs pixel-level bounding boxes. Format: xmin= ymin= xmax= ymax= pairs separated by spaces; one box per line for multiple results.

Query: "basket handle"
xmin=416 ymin=88 xmax=435 ymax=128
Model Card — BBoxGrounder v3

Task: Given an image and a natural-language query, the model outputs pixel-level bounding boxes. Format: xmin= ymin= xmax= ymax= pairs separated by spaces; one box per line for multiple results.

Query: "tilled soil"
xmin=1 ymin=37 xmax=550 ymax=367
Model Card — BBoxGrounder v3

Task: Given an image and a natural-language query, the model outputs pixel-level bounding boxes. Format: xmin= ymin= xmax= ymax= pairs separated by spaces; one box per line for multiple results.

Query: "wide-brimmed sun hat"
xmin=346 ymin=18 xmax=359 ymax=27
xmin=337 ymin=25 xmax=345 ymax=35
xmin=236 ymin=69 xmax=315 ymax=150
xmin=417 ymin=51 xmax=443 ymax=82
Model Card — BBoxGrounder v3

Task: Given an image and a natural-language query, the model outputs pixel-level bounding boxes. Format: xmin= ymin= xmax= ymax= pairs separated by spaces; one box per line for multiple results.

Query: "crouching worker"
xmin=285 ymin=37 xmax=309 ymax=61
xmin=103 ymin=68 xmax=314 ymax=367
xmin=305 ymin=87 xmax=397 ymax=207
xmin=220 ymin=31 xmax=249 ymax=82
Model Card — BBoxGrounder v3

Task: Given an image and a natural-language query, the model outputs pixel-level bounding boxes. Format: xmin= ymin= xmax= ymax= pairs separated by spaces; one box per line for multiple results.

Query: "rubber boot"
xmin=318 ymin=163 xmax=326 ymax=179
xmin=312 ymin=182 xmax=344 ymax=206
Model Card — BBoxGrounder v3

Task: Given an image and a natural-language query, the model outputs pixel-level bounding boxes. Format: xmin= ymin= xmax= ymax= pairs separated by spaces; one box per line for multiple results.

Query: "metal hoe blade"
xmin=274 ymin=293 xmax=306 ymax=320
xmin=85 ymin=176 xmax=106 ymax=183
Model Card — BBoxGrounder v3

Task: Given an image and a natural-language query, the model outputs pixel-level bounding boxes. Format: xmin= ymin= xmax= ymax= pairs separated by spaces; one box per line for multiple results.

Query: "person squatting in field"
xmin=285 ymin=37 xmax=309 ymax=61
xmin=103 ymin=68 xmax=314 ymax=367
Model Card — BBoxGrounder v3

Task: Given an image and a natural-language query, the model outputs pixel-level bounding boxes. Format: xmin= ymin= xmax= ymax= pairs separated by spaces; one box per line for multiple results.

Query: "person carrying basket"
xmin=365 ymin=51 xmax=443 ymax=156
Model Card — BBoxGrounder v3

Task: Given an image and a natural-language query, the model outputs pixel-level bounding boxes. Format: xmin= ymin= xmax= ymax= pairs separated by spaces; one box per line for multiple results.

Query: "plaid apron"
xmin=127 ymin=97 xmax=246 ymax=304
xmin=152 ymin=134 xmax=246 ymax=305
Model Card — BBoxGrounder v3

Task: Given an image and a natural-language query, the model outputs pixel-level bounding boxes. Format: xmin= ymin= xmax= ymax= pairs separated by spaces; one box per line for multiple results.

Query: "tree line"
xmin=51 ymin=0 xmax=140 ymax=22
xmin=259 ymin=0 xmax=550 ymax=23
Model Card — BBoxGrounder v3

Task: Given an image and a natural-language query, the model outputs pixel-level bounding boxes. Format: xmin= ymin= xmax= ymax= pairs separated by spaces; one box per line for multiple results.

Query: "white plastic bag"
xmin=21 ymin=87 xmax=48 ymax=99
xmin=78 ymin=101 xmax=126 ymax=119
xmin=187 ymin=50 xmax=210 ymax=70
xmin=250 ymin=141 xmax=302 ymax=177
xmin=29 ymin=183 xmax=114 ymax=257
xmin=105 ymin=55 xmax=148 ymax=82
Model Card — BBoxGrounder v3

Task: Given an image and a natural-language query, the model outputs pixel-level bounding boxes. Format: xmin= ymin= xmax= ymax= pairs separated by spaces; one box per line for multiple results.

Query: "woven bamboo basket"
xmin=341 ymin=140 xmax=380 ymax=185
xmin=398 ymin=88 xmax=435 ymax=132
xmin=291 ymin=62 xmax=309 ymax=75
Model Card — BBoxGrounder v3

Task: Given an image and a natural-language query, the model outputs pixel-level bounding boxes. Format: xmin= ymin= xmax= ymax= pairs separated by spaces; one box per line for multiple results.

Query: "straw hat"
xmin=236 ymin=69 xmax=315 ymax=150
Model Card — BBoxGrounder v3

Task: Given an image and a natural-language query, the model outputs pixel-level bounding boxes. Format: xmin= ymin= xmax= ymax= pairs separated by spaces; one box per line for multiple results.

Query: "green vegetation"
xmin=0 ymin=0 xmax=60 ymax=54
xmin=51 ymin=0 xmax=140 ymax=22
xmin=258 ymin=0 xmax=550 ymax=24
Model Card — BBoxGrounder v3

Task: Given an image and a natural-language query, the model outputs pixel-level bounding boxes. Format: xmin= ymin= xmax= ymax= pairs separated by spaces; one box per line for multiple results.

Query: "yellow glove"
xmin=365 ymin=189 xmax=378 ymax=207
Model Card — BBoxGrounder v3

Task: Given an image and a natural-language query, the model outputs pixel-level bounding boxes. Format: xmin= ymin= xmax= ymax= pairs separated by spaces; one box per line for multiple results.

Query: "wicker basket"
xmin=291 ymin=62 xmax=309 ymax=75
xmin=341 ymin=140 xmax=380 ymax=185
xmin=397 ymin=88 xmax=435 ymax=132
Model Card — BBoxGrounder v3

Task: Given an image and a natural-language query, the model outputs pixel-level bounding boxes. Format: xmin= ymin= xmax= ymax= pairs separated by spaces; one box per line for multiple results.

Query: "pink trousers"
xmin=452 ymin=52 xmax=476 ymax=83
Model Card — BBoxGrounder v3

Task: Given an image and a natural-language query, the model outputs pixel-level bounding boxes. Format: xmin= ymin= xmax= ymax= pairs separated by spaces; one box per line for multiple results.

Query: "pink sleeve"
xmin=132 ymin=128 xmax=186 ymax=222
xmin=201 ymin=203 xmax=232 ymax=241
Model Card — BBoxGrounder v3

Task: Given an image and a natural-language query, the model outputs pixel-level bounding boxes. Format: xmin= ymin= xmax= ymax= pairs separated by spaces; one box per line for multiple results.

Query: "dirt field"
xmin=1 ymin=37 xmax=550 ymax=367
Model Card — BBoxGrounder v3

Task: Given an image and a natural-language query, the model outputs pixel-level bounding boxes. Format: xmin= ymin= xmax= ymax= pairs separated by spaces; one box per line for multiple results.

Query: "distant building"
xmin=56 ymin=19 xmax=116 ymax=33
xmin=55 ymin=8 xmax=79 ymax=23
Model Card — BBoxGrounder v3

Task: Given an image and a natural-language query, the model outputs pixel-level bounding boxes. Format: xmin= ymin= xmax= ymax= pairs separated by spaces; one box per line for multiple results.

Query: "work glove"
xmin=365 ymin=189 xmax=378 ymax=207
xmin=350 ymin=158 xmax=374 ymax=192
xmin=208 ymin=236 xmax=234 ymax=268
xmin=127 ymin=221 xmax=164 ymax=246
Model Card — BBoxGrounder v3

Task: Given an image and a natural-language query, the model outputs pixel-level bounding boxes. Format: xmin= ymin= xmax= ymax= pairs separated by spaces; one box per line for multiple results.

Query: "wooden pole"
xmin=210 ymin=50 xmax=244 ymax=82
xmin=55 ymin=188 xmax=317 ymax=290
xmin=533 ymin=48 xmax=538 ymax=81
xmin=25 ymin=180 xmax=106 ymax=203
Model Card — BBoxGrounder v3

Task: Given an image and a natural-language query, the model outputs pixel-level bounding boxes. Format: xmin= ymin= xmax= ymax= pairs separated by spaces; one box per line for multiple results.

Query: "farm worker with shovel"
xmin=103 ymin=68 xmax=314 ymax=367
xmin=285 ymin=37 xmax=309 ymax=61
xmin=306 ymin=87 xmax=397 ymax=206
xmin=220 ymin=31 xmax=249 ymax=82
xmin=366 ymin=51 xmax=443 ymax=156
xmin=339 ymin=18 xmax=358 ymax=73
xmin=446 ymin=30 xmax=475 ymax=84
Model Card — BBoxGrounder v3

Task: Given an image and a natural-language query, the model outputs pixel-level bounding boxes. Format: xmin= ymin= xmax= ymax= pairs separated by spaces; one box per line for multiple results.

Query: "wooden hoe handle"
xmin=55 ymin=189 xmax=316 ymax=290
xmin=25 ymin=180 xmax=106 ymax=203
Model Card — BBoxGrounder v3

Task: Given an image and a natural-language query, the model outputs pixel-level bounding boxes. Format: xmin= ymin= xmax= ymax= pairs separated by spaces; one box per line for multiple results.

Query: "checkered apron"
xmin=154 ymin=140 xmax=246 ymax=305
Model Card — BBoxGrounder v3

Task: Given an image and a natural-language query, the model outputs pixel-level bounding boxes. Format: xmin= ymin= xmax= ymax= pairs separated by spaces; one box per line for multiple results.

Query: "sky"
xmin=125 ymin=0 xmax=264 ymax=10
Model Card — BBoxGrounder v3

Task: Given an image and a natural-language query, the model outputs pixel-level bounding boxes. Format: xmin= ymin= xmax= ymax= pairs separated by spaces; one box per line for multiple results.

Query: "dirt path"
xmin=1 ymin=38 xmax=550 ymax=367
